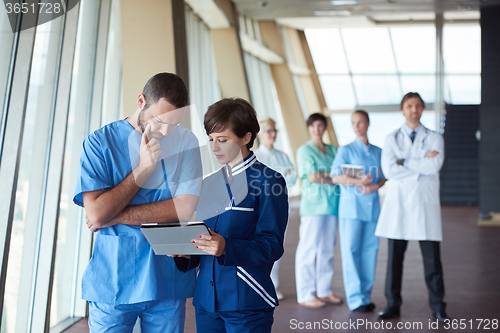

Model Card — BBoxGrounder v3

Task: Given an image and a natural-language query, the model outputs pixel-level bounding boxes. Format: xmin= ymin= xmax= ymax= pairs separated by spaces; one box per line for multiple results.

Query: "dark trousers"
xmin=384 ymin=239 xmax=446 ymax=314
xmin=195 ymin=307 xmax=274 ymax=333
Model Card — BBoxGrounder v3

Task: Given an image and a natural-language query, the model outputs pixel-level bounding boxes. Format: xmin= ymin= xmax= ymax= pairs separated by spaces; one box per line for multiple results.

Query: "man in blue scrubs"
xmin=74 ymin=73 xmax=202 ymax=332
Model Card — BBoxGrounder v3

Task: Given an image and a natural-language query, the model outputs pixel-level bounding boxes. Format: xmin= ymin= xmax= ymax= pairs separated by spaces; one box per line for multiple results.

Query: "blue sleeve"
xmin=73 ymin=133 xmax=111 ymax=207
xmin=330 ymin=146 xmax=347 ymax=177
xmin=221 ymin=174 xmax=289 ymax=267
xmin=172 ymin=132 xmax=203 ymax=198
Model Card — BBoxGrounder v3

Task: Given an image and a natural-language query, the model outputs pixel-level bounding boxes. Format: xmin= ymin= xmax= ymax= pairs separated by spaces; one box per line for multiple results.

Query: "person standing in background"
xmin=376 ymin=92 xmax=449 ymax=322
xmin=330 ymin=110 xmax=386 ymax=313
xmin=254 ymin=117 xmax=297 ymax=301
xmin=295 ymin=113 xmax=342 ymax=309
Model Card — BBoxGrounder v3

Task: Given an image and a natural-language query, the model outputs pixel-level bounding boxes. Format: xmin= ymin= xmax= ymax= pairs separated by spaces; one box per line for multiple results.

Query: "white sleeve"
xmin=381 ymin=134 xmax=418 ymax=180
xmin=405 ymin=133 xmax=445 ymax=176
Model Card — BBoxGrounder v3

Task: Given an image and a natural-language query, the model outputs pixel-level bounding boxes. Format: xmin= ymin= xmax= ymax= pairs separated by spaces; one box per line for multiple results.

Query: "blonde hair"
xmin=258 ymin=117 xmax=276 ymax=131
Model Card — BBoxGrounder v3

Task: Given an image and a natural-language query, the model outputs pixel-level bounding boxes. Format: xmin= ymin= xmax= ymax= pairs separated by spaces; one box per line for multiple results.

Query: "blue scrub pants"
xmin=339 ymin=219 xmax=379 ymax=310
xmin=195 ymin=306 xmax=274 ymax=333
xmin=88 ymin=299 xmax=186 ymax=333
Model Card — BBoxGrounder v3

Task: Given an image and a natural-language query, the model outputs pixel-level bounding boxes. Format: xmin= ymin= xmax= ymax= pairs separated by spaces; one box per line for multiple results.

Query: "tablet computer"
xmin=341 ymin=164 xmax=365 ymax=179
xmin=141 ymin=221 xmax=210 ymax=255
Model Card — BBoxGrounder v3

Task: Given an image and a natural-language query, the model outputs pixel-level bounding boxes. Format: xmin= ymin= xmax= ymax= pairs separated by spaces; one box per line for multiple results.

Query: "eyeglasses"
xmin=264 ymin=129 xmax=278 ymax=134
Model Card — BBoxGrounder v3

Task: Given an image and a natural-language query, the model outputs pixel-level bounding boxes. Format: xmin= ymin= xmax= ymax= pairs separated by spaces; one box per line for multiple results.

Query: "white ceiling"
xmin=232 ymin=0 xmax=494 ymax=28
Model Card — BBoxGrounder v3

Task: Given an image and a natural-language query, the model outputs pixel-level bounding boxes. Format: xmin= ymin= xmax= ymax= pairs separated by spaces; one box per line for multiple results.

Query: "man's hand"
xmin=133 ymin=124 xmax=162 ymax=186
xmin=85 ymin=213 xmax=115 ymax=232
xmin=192 ymin=229 xmax=225 ymax=256
xmin=425 ymin=150 xmax=439 ymax=158
xmin=85 ymin=214 xmax=98 ymax=232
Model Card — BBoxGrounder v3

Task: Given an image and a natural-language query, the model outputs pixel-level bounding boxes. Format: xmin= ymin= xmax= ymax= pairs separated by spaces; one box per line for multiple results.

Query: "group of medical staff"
xmin=75 ymin=73 xmax=448 ymax=333
xmin=76 ymin=72 xmax=291 ymax=333
xmin=260 ymin=92 xmax=448 ymax=323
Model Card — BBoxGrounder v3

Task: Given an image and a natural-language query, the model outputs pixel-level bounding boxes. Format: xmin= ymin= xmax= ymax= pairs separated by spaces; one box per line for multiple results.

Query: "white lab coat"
xmin=375 ymin=125 xmax=444 ymax=241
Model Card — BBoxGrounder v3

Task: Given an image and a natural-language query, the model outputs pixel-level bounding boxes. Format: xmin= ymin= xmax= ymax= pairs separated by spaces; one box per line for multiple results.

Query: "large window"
xmin=50 ymin=0 xmax=110 ymax=328
xmin=0 ymin=0 xmax=121 ymax=331
xmin=306 ymin=23 xmax=481 ymax=110
xmin=443 ymin=25 xmax=481 ymax=104
xmin=185 ymin=6 xmax=221 ymax=176
xmin=3 ymin=15 xmax=66 ymax=333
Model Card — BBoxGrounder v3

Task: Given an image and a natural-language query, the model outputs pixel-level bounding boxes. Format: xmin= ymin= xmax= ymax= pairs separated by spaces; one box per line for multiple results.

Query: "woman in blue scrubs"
xmin=175 ymin=98 xmax=289 ymax=333
xmin=330 ymin=110 xmax=386 ymax=312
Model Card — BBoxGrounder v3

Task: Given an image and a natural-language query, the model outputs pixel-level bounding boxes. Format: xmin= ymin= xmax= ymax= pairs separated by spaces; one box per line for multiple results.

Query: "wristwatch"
xmin=397 ymin=158 xmax=405 ymax=166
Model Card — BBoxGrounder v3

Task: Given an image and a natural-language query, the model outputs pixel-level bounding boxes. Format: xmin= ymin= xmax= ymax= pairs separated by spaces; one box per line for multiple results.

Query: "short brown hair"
xmin=400 ymin=92 xmax=425 ymax=110
xmin=142 ymin=73 xmax=188 ymax=110
xmin=204 ymin=98 xmax=260 ymax=149
xmin=306 ymin=113 xmax=327 ymax=128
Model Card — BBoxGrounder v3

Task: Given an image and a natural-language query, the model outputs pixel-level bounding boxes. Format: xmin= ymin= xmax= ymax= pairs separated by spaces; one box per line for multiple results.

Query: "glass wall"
xmin=240 ymin=17 xmax=292 ymax=156
xmin=0 ymin=7 xmax=14 ymax=130
xmin=443 ymin=25 xmax=481 ymax=104
xmin=306 ymin=23 xmax=481 ymax=110
xmin=3 ymin=14 xmax=65 ymax=333
xmin=185 ymin=5 xmax=221 ymax=176
xmin=49 ymin=0 xmax=103 ymax=328
xmin=0 ymin=0 xmax=121 ymax=331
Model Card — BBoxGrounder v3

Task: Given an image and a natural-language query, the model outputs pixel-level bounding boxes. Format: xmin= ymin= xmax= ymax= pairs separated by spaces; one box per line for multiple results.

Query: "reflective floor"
xmin=66 ymin=204 xmax=500 ymax=333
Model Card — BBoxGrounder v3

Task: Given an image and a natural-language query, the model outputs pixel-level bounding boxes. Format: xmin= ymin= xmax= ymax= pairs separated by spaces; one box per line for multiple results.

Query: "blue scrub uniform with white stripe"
xmin=330 ymin=138 xmax=385 ymax=311
xmin=176 ymin=152 xmax=289 ymax=332
xmin=74 ymin=120 xmax=202 ymax=332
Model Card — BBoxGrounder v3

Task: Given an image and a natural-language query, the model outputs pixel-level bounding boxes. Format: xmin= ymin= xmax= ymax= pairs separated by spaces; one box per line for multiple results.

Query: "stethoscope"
xmin=394 ymin=127 xmax=429 ymax=151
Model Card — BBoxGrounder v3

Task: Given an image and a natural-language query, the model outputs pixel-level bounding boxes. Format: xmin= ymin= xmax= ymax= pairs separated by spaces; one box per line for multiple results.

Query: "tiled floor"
xmin=64 ymin=205 xmax=500 ymax=332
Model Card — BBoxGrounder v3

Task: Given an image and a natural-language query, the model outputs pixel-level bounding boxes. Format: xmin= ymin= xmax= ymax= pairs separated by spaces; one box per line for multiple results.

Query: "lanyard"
xmin=222 ymin=167 xmax=235 ymax=208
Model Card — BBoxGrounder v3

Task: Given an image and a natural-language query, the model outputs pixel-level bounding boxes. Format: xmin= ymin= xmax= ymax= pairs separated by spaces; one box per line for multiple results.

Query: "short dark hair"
xmin=204 ymin=98 xmax=260 ymax=149
xmin=400 ymin=92 xmax=425 ymax=110
xmin=306 ymin=113 xmax=327 ymax=128
xmin=142 ymin=73 xmax=188 ymax=110
xmin=353 ymin=110 xmax=369 ymax=122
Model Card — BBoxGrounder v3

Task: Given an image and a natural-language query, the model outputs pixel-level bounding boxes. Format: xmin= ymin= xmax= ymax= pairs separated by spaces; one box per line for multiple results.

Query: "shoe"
xmin=353 ymin=303 xmax=375 ymax=313
xmin=433 ymin=311 xmax=449 ymax=323
xmin=319 ymin=293 xmax=343 ymax=304
xmin=377 ymin=307 xmax=400 ymax=320
xmin=366 ymin=303 xmax=376 ymax=312
xmin=299 ymin=298 xmax=326 ymax=309
xmin=276 ymin=290 xmax=285 ymax=301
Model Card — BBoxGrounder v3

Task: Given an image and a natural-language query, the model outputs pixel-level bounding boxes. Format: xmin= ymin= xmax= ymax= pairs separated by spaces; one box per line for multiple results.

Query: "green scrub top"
xmin=296 ymin=141 xmax=340 ymax=216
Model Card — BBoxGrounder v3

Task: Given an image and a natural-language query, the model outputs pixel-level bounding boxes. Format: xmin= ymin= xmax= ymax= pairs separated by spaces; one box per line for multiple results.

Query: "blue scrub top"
xmin=176 ymin=153 xmax=289 ymax=312
xmin=74 ymin=119 xmax=201 ymax=304
xmin=330 ymin=138 xmax=385 ymax=222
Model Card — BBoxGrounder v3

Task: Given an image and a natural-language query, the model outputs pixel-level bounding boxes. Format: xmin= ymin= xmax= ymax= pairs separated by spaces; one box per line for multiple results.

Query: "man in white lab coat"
xmin=375 ymin=92 xmax=449 ymax=322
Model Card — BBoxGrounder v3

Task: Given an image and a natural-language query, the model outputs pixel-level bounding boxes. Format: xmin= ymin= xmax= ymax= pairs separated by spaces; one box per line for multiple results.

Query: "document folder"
xmin=141 ymin=221 xmax=210 ymax=255
xmin=341 ymin=164 xmax=365 ymax=179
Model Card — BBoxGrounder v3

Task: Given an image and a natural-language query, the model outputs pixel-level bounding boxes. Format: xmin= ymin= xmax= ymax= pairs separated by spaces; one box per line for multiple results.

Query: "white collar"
xmin=226 ymin=153 xmax=257 ymax=177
